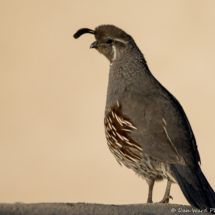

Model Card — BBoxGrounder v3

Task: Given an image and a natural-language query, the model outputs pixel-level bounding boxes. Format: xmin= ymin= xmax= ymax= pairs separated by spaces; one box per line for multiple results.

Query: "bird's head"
xmin=74 ymin=25 xmax=132 ymax=64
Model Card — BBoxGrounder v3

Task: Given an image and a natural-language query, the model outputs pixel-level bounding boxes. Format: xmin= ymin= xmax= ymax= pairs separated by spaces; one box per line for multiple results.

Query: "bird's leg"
xmin=159 ymin=179 xmax=173 ymax=203
xmin=146 ymin=179 xmax=155 ymax=203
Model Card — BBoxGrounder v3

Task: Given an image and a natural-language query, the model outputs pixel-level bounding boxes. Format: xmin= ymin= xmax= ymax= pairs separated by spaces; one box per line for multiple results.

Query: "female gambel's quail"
xmin=74 ymin=25 xmax=215 ymax=211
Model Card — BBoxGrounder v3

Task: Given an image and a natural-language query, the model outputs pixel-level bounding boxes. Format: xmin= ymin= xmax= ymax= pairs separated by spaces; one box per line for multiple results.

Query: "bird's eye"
xmin=106 ymin=39 xmax=113 ymax=44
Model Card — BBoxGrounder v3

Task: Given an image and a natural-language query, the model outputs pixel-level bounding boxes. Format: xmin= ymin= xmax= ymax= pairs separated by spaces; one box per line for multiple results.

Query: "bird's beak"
xmin=90 ymin=41 xmax=99 ymax=49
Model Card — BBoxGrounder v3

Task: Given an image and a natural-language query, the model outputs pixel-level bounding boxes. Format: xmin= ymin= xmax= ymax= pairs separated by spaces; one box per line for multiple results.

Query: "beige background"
xmin=0 ymin=0 xmax=215 ymax=205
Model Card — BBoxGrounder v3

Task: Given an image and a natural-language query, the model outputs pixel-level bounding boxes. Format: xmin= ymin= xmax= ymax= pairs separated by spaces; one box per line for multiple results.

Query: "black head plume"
xmin=73 ymin=28 xmax=95 ymax=39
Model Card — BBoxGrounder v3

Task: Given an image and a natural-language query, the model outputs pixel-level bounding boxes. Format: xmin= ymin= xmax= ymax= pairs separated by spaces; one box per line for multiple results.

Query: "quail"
xmin=74 ymin=25 xmax=215 ymax=210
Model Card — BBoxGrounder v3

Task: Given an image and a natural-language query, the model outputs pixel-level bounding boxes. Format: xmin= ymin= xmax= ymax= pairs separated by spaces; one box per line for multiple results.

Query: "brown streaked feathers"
xmin=104 ymin=101 xmax=142 ymax=167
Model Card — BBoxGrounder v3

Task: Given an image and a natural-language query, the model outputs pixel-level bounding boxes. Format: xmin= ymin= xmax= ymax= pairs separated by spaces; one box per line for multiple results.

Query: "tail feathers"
xmin=170 ymin=164 xmax=215 ymax=211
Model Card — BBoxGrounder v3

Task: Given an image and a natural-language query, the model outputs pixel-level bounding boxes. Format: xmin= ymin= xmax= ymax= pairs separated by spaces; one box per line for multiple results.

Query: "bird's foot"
xmin=159 ymin=195 xmax=173 ymax=203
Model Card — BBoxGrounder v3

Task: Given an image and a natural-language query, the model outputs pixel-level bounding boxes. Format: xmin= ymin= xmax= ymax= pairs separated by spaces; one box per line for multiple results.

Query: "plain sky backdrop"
xmin=0 ymin=0 xmax=215 ymax=206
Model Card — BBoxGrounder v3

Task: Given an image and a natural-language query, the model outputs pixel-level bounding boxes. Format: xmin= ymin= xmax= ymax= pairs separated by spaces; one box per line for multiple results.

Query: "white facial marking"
xmin=112 ymin=45 xmax=116 ymax=61
xmin=114 ymin=38 xmax=127 ymax=44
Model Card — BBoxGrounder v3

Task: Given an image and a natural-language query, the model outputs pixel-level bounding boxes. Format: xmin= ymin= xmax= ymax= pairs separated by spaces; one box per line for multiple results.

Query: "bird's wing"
xmin=167 ymin=93 xmax=201 ymax=164
xmin=133 ymin=95 xmax=186 ymax=165
xmin=118 ymin=90 xmax=200 ymax=166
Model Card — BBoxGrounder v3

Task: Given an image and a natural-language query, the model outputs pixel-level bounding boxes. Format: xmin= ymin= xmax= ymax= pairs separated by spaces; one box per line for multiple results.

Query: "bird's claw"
xmin=158 ymin=195 xmax=173 ymax=203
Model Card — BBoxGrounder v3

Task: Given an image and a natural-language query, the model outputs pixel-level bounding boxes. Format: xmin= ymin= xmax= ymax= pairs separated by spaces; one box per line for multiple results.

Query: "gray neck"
xmin=107 ymin=44 xmax=154 ymax=98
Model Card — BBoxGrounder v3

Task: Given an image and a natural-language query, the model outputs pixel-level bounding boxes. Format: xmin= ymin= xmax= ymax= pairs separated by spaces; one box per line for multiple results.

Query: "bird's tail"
xmin=170 ymin=164 xmax=215 ymax=212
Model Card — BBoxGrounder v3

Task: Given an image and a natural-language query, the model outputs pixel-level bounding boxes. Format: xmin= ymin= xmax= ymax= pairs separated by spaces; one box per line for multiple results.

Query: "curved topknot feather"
xmin=73 ymin=28 xmax=95 ymax=39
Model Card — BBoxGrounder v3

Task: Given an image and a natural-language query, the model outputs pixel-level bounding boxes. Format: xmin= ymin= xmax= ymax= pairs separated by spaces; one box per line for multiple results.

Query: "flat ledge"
xmin=0 ymin=202 xmax=210 ymax=215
